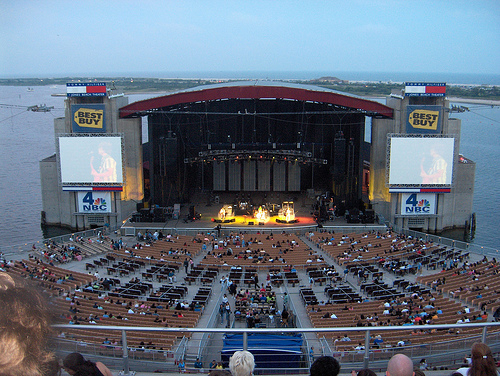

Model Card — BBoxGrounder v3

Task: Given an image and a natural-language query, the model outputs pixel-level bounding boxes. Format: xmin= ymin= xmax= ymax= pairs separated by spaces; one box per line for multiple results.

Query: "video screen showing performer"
xmin=388 ymin=137 xmax=454 ymax=186
xmin=59 ymin=136 xmax=123 ymax=184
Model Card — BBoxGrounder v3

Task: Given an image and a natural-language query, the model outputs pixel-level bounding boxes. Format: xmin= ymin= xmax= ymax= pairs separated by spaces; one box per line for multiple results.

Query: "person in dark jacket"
xmin=63 ymin=352 xmax=113 ymax=376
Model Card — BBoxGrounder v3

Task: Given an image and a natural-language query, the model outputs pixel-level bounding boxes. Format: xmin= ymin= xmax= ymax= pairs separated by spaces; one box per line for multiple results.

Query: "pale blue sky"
xmin=1 ymin=0 xmax=499 ymax=77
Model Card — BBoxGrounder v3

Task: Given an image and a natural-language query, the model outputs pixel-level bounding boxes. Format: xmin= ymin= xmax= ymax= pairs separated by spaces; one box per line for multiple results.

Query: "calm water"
xmin=0 ymin=82 xmax=498 ymax=250
xmin=449 ymin=104 xmax=500 ymax=250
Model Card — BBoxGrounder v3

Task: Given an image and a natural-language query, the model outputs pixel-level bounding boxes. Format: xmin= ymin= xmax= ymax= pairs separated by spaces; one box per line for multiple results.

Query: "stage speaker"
xmin=248 ymin=221 xmax=254 ymax=226
xmin=140 ymin=208 xmax=152 ymax=222
xmin=333 ymin=133 xmax=346 ymax=180
xmin=346 ymin=208 xmax=360 ymax=223
xmin=154 ymin=214 xmax=166 ymax=222
xmin=153 ymin=208 xmax=164 ymax=222
xmin=364 ymin=209 xmax=375 ymax=224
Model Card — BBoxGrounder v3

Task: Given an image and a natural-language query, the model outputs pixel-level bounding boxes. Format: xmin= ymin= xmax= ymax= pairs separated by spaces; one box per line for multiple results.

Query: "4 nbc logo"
xmin=405 ymin=194 xmax=431 ymax=213
xmin=82 ymin=192 xmax=108 ymax=211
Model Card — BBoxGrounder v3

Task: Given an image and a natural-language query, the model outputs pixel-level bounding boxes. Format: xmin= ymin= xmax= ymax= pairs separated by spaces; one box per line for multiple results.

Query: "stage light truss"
xmin=184 ymin=149 xmax=328 ymax=164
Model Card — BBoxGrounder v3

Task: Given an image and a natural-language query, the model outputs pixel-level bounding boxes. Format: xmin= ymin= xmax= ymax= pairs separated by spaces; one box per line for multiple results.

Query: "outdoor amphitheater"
xmin=2 ymin=204 xmax=499 ymax=375
xmin=6 ymin=80 xmax=496 ymax=375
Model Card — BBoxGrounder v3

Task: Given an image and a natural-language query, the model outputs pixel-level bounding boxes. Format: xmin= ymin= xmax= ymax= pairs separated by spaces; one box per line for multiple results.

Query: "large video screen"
xmin=388 ymin=136 xmax=454 ymax=186
xmin=59 ymin=136 xmax=123 ymax=184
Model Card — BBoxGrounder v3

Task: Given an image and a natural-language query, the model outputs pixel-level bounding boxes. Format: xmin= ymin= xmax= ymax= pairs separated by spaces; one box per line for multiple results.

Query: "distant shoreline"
xmin=364 ymin=96 xmax=500 ymax=106
xmin=6 ymin=78 xmax=500 ymax=105
xmin=447 ymin=97 xmax=500 ymax=106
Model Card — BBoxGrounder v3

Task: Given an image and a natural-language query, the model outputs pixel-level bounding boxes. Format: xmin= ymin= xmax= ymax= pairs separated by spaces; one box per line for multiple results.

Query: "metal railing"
xmin=121 ymin=224 xmax=388 ymax=238
xmin=53 ymin=322 xmax=500 ymax=375
xmin=391 ymin=224 xmax=499 ymax=257
xmin=1 ymin=225 xmax=120 ymax=257
xmin=197 ymin=287 xmax=224 ymax=361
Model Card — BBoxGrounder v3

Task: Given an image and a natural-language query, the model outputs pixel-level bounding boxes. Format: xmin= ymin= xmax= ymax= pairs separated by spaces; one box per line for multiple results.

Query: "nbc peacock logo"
xmin=417 ymin=199 xmax=430 ymax=208
xmin=94 ymin=197 xmax=107 ymax=206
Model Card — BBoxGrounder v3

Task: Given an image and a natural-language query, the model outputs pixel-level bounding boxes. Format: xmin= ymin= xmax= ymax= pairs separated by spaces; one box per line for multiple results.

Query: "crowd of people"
xmin=2 ymin=220 xmax=500 ymax=376
xmin=1 ymin=268 xmax=499 ymax=376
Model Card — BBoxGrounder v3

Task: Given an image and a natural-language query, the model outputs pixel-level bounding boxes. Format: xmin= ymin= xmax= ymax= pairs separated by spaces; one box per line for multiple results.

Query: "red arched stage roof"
xmin=119 ymin=82 xmax=394 ymax=119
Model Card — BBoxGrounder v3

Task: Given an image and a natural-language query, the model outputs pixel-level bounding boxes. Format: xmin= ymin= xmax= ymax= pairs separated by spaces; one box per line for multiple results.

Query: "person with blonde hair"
xmin=454 ymin=342 xmax=498 ymax=376
xmin=229 ymin=350 xmax=255 ymax=376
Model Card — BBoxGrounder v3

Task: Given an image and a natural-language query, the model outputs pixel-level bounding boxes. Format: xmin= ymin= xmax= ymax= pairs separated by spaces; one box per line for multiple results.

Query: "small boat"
xmin=27 ymin=87 xmax=34 ymax=92
xmin=27 ymin=104 xmax=54 ymax=112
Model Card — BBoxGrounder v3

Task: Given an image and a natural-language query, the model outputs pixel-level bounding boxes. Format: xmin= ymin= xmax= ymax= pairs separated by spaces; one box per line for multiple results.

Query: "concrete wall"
xmin=442 ymin=155 xmax=475 ymax=231
xmin=369 ymin=117 xmax=392 ymax=222
xmin=439 ymin=116 xmax=474 ymax=231
xmin=40 ymin=155 xmax=62 ymax=226
xmin=40 ymin=115 xmax=78 ymax=229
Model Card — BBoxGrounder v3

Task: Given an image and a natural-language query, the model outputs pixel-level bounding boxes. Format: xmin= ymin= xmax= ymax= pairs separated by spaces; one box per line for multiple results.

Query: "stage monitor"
xmin=388 ymin=136 xmax=454 ymax=187
xmin=58 ymin=135 xmax=123 ymax=185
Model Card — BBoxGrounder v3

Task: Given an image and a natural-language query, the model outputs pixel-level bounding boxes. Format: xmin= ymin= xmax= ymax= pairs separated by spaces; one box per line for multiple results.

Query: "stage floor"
xmin=122 ymin=192 xmax=384 ymax=233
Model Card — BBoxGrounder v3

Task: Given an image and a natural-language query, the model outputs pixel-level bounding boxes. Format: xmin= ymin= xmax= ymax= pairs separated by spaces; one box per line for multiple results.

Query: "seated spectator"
xmin=419 ymin=359 xmax=428 ymax=371
xmin=63 ymin=352 xmax=113 ymax=376
xmin=229 ymin=350 xmax=255 ymax=376
xmin=0 ymin=272 xmax=59 ymax=376
xmin=454 ymin=342 xmax=497 ymax=376
xmin=310 ymin=356 xmax=340 ymax=376
xmin=354 ymin=343 xmax=365 ymax=353
xmin=351 ymin=369 xmax=377 ymax=376
xmin=386 ymin=354 xmax=414 ymax=376
xmin=178 ymin=359 xmax=186 ymax=373
xmin=209 ymin=370 xmax=231 ymax=376
xmin=373 ymin=335 xmax=384 ymax=348
xmin=194 ymin=357 xmax=203 ymax=370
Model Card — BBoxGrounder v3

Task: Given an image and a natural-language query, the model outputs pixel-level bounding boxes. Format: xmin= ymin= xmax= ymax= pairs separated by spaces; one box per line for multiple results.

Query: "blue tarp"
xmin=221 ymin=333 xmax=303 ymax=369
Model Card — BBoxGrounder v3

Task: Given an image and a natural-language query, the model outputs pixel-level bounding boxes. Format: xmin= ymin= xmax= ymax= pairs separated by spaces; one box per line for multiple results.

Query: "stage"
xmin=121 ymin=192 xmax=386 ymax=236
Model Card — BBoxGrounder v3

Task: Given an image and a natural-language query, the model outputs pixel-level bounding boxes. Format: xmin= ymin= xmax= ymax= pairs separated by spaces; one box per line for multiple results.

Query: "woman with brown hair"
xmin=0 ymin=272 xmax=59 ymax=376
xmin=62 ymin=353 xmax=113 ymax=376
xmin=454 ymin=342 xmax=498 ymax=376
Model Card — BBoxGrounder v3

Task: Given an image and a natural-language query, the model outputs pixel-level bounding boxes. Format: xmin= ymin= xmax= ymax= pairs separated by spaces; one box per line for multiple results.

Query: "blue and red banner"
xmin=404 ymin=82 xmax=446 ymax=97
xmin=67 ymin=82 xmax=106 ymax=97
xmin=389 ymin=187 xmax=450 ymax=193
